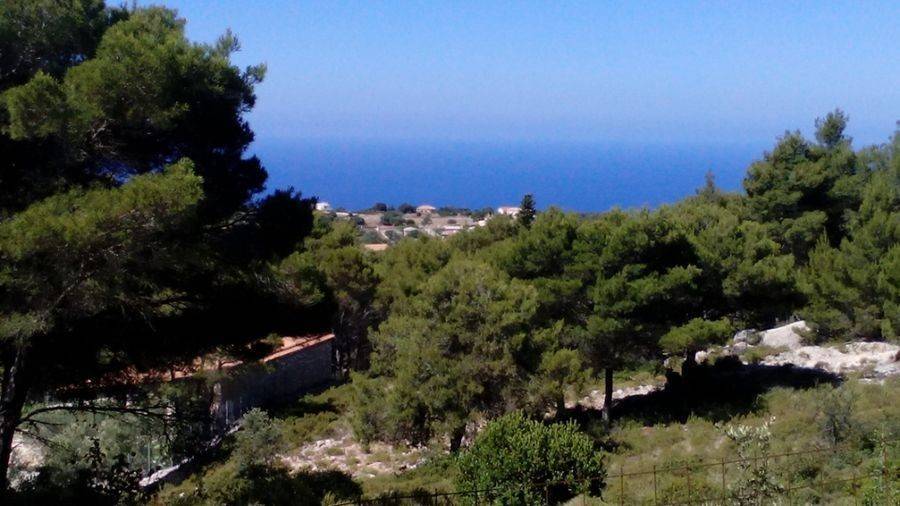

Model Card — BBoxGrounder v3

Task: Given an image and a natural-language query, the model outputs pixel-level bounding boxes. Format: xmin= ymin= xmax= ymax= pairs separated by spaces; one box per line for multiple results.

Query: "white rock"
xmin=762 ymin=341 xmax=900 ymax=377
xmin=733 ymin=329 xmax=758 ymax=345
xmin=759 ymin=321 xmax=809 ymax=349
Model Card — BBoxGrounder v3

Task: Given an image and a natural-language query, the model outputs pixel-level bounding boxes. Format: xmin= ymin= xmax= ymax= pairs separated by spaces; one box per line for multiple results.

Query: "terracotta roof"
xmin=261 ymin=334 xmax=334 ymax=363
xmin=186 ymin=333 xmax=335 ymax=376
xmin=80 ymin=334 xmax=335 ymax=387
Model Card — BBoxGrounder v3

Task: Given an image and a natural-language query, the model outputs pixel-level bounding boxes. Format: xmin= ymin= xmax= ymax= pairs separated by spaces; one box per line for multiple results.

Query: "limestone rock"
xmin=759 ymin=321 xmax=809 ymax=349
xmin=762 ymin=341 xmax=900 ymax=377
xmin=733 ymin=329 xmax=759 ymax=345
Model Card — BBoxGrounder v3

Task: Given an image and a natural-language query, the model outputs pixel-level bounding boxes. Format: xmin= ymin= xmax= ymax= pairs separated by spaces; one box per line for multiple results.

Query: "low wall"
xmin=210 ymin=336 xmax=334 ymax=427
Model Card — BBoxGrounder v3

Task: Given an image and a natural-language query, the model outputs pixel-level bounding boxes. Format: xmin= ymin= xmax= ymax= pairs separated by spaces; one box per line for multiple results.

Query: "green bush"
xmin=724 ymin=418 xmax=784 ymax=505
xmin=381 ymin=211 xmax=405 ymax=226
xmin=156 ymin=461 xmax=362 ymax=506
xmin=13 ymin=438 xmax=145 ymax=506
xmin=457 ymin=411 xmax=605 ymax=505
xmin=819 ymin=386 xmax=856 ymax=446
xmin=233 ymin=408 xmax=283 ymax=469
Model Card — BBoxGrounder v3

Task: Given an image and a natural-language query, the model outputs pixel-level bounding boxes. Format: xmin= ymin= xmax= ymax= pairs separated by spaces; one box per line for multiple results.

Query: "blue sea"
xmin=252 ymin=140 xmax=767 ymax=212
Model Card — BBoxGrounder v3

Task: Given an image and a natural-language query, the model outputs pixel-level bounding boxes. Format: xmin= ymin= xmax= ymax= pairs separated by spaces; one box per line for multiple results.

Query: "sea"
xmin=252 ymin=139 xmax=768 ymax=213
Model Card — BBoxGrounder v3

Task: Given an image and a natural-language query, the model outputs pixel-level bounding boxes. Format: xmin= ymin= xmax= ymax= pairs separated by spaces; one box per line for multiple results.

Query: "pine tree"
xmin=518 ymin=193 xmax=537 ymax=228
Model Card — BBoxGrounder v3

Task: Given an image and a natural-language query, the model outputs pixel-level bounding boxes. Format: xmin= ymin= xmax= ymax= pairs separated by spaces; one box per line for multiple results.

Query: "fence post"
xmin=687 ymin=465 xmax=693 ymax=504
xmin=883 ymin=437 xmax=890 ymax=499
xmin=652 ymin=464 xmax=658 ymax=506
xmin=721 ymin=457 xmax=726 ymax=503
xmin=620 ymin=464 xmax=625 ymax=505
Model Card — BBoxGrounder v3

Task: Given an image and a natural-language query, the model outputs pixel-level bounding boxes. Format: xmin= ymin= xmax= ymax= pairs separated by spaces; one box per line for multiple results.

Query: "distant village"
xmin=314 ymin=201 xmax=522 ymax=250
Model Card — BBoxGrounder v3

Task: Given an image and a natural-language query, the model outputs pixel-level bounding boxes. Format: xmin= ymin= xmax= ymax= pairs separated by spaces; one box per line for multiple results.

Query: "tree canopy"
xmin=0 ymin=3 xmax=313 ymax=489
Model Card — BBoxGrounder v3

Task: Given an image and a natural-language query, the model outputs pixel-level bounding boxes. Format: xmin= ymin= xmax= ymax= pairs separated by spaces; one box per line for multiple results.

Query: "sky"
xmin=138 ymin=1 xmax=900 ymax=146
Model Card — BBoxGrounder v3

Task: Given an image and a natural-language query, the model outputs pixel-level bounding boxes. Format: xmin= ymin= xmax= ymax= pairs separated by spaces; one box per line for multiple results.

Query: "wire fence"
xmin=335 ymin=438 xmax=898 ymax=505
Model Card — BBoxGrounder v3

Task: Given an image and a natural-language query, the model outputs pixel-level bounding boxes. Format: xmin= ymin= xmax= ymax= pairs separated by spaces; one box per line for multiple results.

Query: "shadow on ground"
xmin=561 ymin=356 xmax=841 ymax=428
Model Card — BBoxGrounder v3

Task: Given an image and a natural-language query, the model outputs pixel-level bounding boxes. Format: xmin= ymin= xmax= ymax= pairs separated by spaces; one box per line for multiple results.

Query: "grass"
xmin=359 ymin=453 xmax=458 ymax=497
xmin=595 ymin=376 xmax=900 ymax=504
xmin=349 ymin=370 xmax=898 ymax=504
xmin=153 ymin=366 xmax=899 ymax=505
xmin=738 ymin=344 xmax=787 ymax=364
xmin=275 ymin=382 xmax=356 ymax=447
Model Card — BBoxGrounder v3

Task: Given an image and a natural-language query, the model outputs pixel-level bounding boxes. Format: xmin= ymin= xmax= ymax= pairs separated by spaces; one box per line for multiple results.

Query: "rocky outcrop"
xmin=758 ymin=321 xmax=809 ymax=349
xmin=762 ymin=341 xmax=900 ymax=378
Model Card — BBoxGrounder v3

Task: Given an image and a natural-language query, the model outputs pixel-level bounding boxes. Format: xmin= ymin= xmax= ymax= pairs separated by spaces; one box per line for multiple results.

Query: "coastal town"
xmin=314 ymin=201 xmax=523 ymax=248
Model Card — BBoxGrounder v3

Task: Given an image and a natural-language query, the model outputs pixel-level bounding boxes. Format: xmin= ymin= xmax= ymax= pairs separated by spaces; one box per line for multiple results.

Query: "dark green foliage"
xmin=819 ymin=387 xmax=855 ymax=446
xmin=11 ymin=438 xmax=145 ymax=506
xmin=281 ymin=221 xmax=379 ymax=372
xmin=380 ymin=210 xmax=405 ymax=226
xmin=569 ymin=209 xmax=730 ymax=418
xmin=0 ymin=3 xmax=315 ymax=489
xmin=373 ymin=237 xmax=451 ymax=315
xmin=743 ymin=110 xmax=867 ymax=258
xmin=518 ymin=193 xmax=537 ymax=228
xmin=357 ymin=259 xmax=537 ymax=450
xmin=161 ymin=462 xmax=360 ymax=506
xmin=659 ymin=318 xmax=733 ymax=356
xmin=470 ymin=206 xmax=494 ymax=220
xmin=233 ymin=409 xmax=283 ymax=469
xmin=350 ymin=112 xmax=898 ymax=446
xmin=673 ymin=192 xmax=802 ymax=328
xmin=457 ymin=411 xmax=605 ymax=505
xmin=437 ymin=206 xmax=470 ymax=216
xmin=799 ymin=132 xmax=900 ymax=341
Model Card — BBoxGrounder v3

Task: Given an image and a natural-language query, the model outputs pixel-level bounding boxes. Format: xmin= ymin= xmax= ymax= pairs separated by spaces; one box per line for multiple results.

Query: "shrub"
xmin=156 ymin=462 xmax=361 ymax=505
xmin=233 ymin=409 xmax=283 ymax=469
xmin=380 ymin=211 xmax=404 ymax=226
xmin=13 ymin=438 xmax=144 ymax=506
xmin=457 ymin=411 xmax=605 ymax=505
xmin=724 ymin=418 xmax=784 ymax=505
xmin=738 ymin=345 xmax=783 ymax=364
xmin=819 ymin=386 xmax=855 ymax=446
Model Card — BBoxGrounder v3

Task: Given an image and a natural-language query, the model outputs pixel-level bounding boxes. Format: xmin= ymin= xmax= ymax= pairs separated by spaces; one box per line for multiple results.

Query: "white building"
xmin=440 ymin=225 xmax=463 ymax=237
xmin=416 ymin=204 xmax=437 ymax=215
xmin=497 ymin=206 xmax=521 ymax=217
xmin=315 ymin=201 xmax=332 ymax=212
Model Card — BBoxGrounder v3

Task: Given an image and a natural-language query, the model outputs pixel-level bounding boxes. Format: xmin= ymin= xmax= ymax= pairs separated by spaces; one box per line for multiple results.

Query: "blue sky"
xmin=140 ymin=1 xmax=899 ymax=146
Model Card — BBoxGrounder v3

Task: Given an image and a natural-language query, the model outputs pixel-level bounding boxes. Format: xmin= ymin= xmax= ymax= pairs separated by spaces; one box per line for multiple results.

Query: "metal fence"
xmin=335 ymin=438 xmax=898 ymax=505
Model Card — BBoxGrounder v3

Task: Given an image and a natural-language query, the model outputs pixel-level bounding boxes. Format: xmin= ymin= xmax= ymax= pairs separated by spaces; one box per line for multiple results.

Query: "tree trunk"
xmin=0 ymin=348 xmax=30 ymax=492
xmin=682 ymin=351 xmax=697 ymax=378
xmin=449 ymin=425 xmax=466 ymax=453
xmin=602 ymin=367 xmax=614 ymax=426
xmin=556 ymin=394 xmax=566 ymax=417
